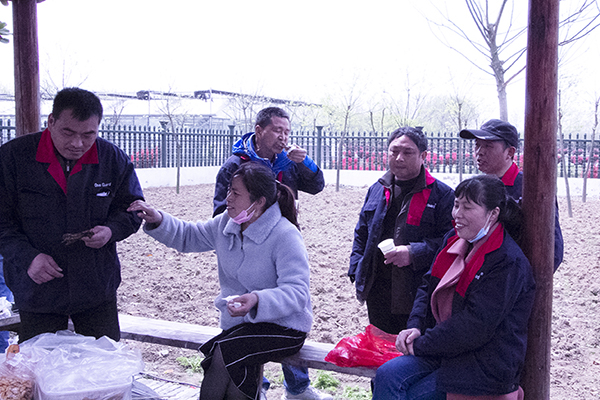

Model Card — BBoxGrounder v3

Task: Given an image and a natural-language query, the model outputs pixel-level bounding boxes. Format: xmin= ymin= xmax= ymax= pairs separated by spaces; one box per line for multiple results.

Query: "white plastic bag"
xmin=19 ymin=331 xmax=144 ymax=400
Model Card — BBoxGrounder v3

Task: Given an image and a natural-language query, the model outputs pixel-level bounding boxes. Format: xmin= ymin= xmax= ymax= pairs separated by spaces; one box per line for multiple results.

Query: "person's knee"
xmin=374 ymin=357 xmax=400 ymax=386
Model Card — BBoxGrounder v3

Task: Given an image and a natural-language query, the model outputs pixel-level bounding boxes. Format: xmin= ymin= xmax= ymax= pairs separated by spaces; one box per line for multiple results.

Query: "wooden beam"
xmin=118 ymin=314 xmax=377 ymax=378
xmin=522 ymin=0 xmax=559 ymax=398
xmin=12 ymin=0 xmax=40 ymax=137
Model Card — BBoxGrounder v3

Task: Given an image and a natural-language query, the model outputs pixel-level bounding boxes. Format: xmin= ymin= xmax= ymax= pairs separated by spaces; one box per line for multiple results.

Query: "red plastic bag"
xmin=324 ymin=324 xmax=403 ymax=368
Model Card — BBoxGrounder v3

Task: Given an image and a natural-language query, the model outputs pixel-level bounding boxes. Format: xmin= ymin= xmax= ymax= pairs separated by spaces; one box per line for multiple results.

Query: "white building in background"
xmin=0 ymin=89 xmax=321 ymax=131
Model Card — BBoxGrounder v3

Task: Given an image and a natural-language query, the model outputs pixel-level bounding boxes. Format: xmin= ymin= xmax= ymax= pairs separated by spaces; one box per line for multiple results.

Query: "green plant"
xmin=263 ymin=370 xmax=284 ymax=387
xmin=176 ymin=355 xmax=204 ymax=374
xmin=341 ymin=385 xmax=371 ymax=400
xmin=0 ymin=21 xmax=10 ymax=44
xmin=313 ymin=371 xmax=339 ymax=392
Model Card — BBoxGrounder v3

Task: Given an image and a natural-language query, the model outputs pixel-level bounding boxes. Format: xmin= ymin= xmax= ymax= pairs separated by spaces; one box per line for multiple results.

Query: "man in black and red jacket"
xmin=460 ymin=119 xmax=564 ymax=271
xmin=349 ymin=127 xmax=455 ymax=335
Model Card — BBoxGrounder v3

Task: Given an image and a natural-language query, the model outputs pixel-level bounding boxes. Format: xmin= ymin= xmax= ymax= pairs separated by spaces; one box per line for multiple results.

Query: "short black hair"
xmin=388 ymin=127 xmax=427 ymax=152
xmin=255 ymin=107 xmax=290 ymax=129
xmin=52 ymin=87 xmax=103 ymax=122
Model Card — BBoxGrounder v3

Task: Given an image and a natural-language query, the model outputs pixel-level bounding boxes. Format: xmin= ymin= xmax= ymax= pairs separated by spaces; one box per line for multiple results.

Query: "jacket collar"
xmin=379 ymin=166 xmax=435 ymax=206
xmin=378 ymin=166 xmax=434 ymax=191
xmin=232 ymin=132 xmax=295 ymax=174
xmin=501 ymin=162 xmax=520 ymax=187
xmin=432 ymin=223 xmax=504 ymax=297
xmin=35 ymin=128 xmax=99 ymax=194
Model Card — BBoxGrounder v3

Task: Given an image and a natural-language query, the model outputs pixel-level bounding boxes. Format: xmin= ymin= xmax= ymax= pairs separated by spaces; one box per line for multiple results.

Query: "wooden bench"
xmin=119 ymin=314 xmax=377 ymax=378
xmin=0 ymin=313 xmax=377 ymax=379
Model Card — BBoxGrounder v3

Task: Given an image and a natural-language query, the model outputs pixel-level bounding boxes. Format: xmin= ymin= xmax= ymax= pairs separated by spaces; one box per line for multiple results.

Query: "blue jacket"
xmin=0 ymin=130 xmax=143 ymax=314
xmin=349 ymin=167 xmax=454 ymax=305
xmin=213 ymin=132 xmax=325 ymax=216
xmin=501 ymin=163 xmax=563 ymax=271
xmin=408 ymin=227 xmax=535 ymax=396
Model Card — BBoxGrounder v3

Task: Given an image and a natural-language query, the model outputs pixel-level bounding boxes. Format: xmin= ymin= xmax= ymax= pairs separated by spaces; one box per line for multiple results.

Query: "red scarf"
xmin=431 ymin=224 xmax=504 ymax=297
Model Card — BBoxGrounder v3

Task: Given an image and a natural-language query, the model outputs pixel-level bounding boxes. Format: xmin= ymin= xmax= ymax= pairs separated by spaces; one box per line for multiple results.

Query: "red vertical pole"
xmin=521 ymin=0 xmax=559 ymax=398
xmin=12 ymin=0 xmax=40 ymax=137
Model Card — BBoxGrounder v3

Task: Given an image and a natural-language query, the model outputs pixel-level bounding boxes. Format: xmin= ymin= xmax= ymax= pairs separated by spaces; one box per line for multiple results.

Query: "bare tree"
xmin=426 ymin=0 xmax=600 ymax=121
xmin=222 ymin=87 xmax=268 ymax=133
xmin=557 ymin=89 xmax=573 ymax=217
xmin=157 ymin=93 xmax=189 ymax=194
xmin=329 ymin=80 xmax=362 ymax=192
xmin=384 ymin=72 xmax=429 ymax=128
xmin=582 ymin=95 xmax=599 ymax=202
xmin=105 ymin=99 xmax=128 ymax=127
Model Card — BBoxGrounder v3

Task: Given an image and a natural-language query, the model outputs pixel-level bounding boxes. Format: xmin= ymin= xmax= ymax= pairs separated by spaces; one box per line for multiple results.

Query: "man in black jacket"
xmin=349 ymin=127 xmax=455 ymax=335
xmin=459 ymin=119 xmax=564 ymax=271
xmin=0 ymin=88 xmax=144 ymax=342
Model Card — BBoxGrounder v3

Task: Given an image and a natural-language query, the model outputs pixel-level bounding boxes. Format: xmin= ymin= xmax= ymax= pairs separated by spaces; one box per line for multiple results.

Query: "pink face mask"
xmin=232 ymin=202 xmax=256 ymax=224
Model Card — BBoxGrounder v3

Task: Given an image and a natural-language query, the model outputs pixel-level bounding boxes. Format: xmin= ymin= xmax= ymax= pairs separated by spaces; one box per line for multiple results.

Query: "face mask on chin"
xmin=468 ymin=212 xmax=493 ymax=243
xmin=232 ymin=202 xmax=256 ymax=225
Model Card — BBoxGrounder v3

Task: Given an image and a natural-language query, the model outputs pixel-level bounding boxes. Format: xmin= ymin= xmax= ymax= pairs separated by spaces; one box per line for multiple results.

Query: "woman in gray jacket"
xmin=128 ymin=162 xmax=312 ymax=400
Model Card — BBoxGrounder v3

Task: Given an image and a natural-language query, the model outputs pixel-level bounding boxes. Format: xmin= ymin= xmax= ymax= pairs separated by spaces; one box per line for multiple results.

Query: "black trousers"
xmin=200 ymin=322 xmax=307 ymax=399
xmin=366 ymin=262 xmax=411 ymax=335
xmin=18 ymin=300 xmax=120 ymax=343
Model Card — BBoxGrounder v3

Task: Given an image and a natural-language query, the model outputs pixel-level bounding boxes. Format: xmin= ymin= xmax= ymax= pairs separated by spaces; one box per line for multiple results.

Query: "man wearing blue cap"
xmin=460 ymin=119 xmax=563 ymax=271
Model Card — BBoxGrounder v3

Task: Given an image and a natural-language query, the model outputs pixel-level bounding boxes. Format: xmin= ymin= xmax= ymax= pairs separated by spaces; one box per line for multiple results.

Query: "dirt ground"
xmin=116 ymin=183 xmax=600 ymax=399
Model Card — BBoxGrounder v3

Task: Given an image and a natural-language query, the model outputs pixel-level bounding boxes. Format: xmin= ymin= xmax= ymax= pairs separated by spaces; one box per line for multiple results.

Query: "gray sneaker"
xmin=281 ymin=386 xmax=333 ymax=400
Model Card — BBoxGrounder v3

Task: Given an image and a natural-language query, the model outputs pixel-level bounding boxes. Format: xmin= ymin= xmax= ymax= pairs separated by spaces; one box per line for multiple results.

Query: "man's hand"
xmin=286 ymin=145 xmax=307 ymax=163
xmin=28 ymin=254 xmax=63 ymax=284
xmin=127 ymin=200 xmax=163 ymax=225
xmin=396 ymin=328 xmax=421 ymax=355
xmin=384 ymin=245 xmax=412 ymax=267
xmin=81 ymin=226 xmax=112 ymax=249
xmin=226 ymin=293 xmax=259 ymax=317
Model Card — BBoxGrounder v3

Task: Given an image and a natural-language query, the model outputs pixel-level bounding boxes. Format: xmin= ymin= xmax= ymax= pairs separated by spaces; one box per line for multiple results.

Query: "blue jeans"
xmin=262 ymin=363 xmax=310 ymax=395
xmin=0 ymin=256 xmax=14 ymax=353
xmin=372 ymin=355 xmax=445 ymax=400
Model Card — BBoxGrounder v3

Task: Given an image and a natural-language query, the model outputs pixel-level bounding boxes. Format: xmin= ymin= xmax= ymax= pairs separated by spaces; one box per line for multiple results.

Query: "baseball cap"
xmin=459 ymin=119 xmax=519 ymax=148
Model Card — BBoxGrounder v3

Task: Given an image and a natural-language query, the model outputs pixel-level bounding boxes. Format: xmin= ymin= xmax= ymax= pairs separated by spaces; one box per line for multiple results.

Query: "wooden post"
xmin=12 ymin=0 xmax=40 ymax=137
xmin=521 ymin=0 xmax=559 ymax=398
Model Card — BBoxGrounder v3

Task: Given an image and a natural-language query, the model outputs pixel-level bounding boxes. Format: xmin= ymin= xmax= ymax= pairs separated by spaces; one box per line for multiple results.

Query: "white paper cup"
xmin=378 ymin=239 xmax=395 ymax=254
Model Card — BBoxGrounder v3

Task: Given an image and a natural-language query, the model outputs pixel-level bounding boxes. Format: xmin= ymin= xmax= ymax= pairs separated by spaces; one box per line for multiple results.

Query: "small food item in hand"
xmin=62 ymin=230 xmax=94 ymax=245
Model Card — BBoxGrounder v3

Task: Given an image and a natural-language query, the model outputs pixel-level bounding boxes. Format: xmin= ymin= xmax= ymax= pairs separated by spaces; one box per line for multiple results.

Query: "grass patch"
xmin=341 ymin=385 xmax=371 ymax=400
xmin=176 ymin=355 xmax=204 ymax=374
xmin=313 ymin=371 xmax=340 ymax=392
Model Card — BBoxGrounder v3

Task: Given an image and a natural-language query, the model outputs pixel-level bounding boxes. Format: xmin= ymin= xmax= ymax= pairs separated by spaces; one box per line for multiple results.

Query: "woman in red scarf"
xmin=372 ymin=175 xmax=535 ymax=400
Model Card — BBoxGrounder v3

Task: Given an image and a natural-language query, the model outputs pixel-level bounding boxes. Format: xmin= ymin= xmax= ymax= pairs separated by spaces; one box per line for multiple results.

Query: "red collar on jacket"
xmin=501 ymin=162 xmax=519 ymax=187
xmin=431 ymin=223 xmax=504 ymax=297
xmin=384 ymin=169 xmax=436 ymax=227
xmin=35 ymin=128 xmax=99 ymax=194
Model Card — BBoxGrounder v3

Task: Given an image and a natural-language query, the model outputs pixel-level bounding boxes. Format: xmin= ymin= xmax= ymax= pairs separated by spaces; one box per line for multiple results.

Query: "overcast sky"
xmin=1 ymin=0 xmax=599 ymax=130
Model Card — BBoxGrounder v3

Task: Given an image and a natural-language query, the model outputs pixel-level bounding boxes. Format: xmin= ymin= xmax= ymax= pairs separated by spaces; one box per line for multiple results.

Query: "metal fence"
xmin=1 ymin=119 xmax=598 ymax=178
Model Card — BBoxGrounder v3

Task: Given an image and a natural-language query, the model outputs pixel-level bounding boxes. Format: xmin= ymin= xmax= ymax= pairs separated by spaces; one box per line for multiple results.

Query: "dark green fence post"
xmin=228 ymin=125 xmax=236 ymax=156
xmin=161 ymin=130 xmax=167 ymax=168
xmin=316 ymin=126 xmax=323 ymax=167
